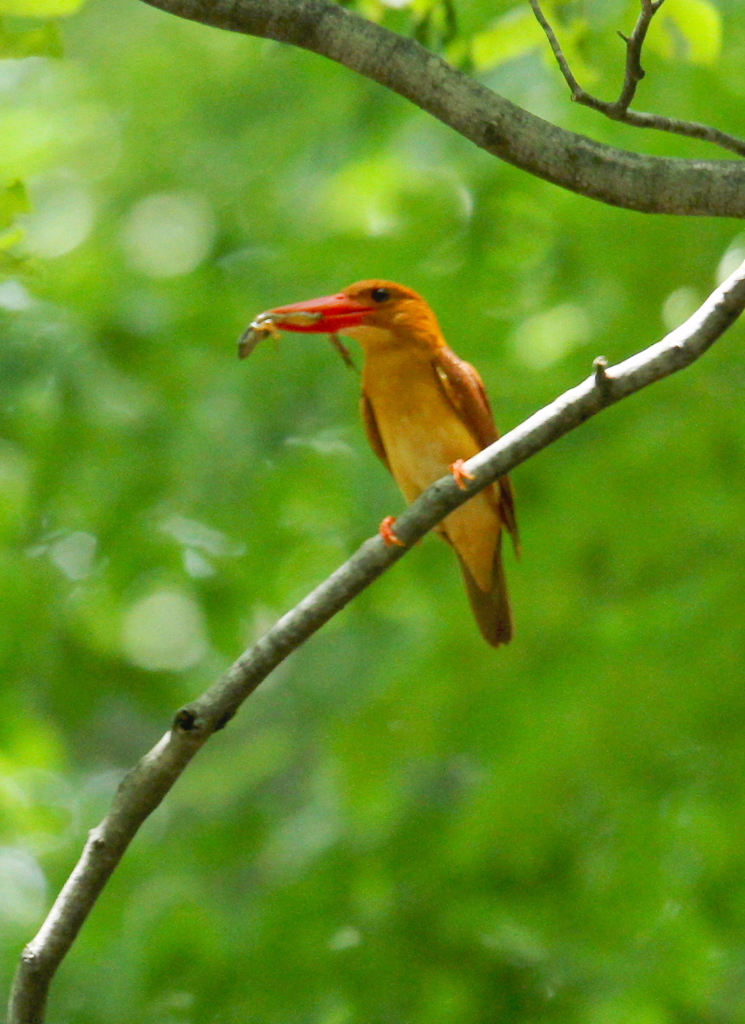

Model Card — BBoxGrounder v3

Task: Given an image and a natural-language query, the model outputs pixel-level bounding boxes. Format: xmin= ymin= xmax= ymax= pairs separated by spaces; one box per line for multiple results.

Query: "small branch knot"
xmin=593 ymin=356 xmax=612 ymax=394
xmin=88 ymin=828 xmax=106 ymax=850
xmin=173 ymin=707 xmax=199 ymax=732
xmin=175 ymin=704 xmax=232 ymax=734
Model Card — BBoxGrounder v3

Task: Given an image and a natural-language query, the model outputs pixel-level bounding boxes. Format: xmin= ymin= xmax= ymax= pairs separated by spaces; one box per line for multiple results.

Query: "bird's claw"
xmin=450 ymin=459 xmax=475 ymax=491
xmin=379 ymin=516 xmax=405 ymax=547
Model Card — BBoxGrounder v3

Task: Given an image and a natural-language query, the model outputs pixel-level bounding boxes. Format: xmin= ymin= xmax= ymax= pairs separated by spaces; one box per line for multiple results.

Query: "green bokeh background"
xmin=2 ymin=0 xmax=745 ymax=1020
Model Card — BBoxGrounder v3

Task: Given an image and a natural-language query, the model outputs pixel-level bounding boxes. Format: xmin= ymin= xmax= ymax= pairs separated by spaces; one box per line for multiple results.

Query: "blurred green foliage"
xmin=2 ymin=0 xmax=745 ymax=1021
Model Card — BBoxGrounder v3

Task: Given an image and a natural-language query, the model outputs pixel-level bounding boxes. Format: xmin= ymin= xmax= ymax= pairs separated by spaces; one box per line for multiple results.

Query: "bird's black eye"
xmin=370 ymin=287 xmax=390 ymax=303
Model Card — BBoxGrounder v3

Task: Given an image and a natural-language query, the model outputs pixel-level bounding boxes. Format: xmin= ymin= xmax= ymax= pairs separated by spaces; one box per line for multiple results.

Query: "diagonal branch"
xmin=9 ymin=257 xmax=745 ymax=1024
xmin=138 ymin=0 xmax=745 ymax=217
xmin=530 ymin=0 xmax=745 ymax=158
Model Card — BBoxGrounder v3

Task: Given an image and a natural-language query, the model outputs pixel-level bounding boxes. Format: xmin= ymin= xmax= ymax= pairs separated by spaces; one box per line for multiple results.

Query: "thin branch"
xmin=530 ymin=0 xmax=745 ymax=158
xmin=137 ymin=0 xmax=745 ymax=217
xmin=615 ymin=0 xmax=665 ymax=111
xmin=9 ymin=257 xmax=745 ymax=1024
xmin=528 ymin=0 xmax=584 ymax=96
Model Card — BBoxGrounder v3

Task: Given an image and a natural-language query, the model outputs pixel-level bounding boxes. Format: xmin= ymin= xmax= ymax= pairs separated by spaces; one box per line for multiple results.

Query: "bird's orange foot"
xmin=450 ymin=459 xmax=475 ymax=491
xmin=379 ymin=515 xmax=405 ymax=547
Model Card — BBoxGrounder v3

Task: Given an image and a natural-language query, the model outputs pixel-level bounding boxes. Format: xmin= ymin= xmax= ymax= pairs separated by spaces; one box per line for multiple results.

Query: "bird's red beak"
xmin=266 ymin=292 xmax=373 ymax=334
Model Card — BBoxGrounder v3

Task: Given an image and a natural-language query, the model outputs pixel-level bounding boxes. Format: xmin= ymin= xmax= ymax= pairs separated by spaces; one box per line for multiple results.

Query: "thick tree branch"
xmin=9 ymin=257 xmax=745 ymax=1024
xmin=138 ymin=0 xmax=745 ymax=216
xmin=530 ymin=0 xmax=745 ymax=158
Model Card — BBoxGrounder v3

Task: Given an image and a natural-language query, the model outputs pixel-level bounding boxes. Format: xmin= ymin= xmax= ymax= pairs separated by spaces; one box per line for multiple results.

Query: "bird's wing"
xmin=496 ymin=472 xmax=519 ymax=552
xmin=432 ymin=345 xmax=520 ymax=552
xmin=361 ymin=391 xmax=391 ymax=472
xmin=432 ymin=345 xmax=498 ymax=450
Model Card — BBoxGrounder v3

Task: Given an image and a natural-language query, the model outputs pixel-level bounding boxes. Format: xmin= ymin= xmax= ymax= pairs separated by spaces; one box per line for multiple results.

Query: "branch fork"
xmin=530 ymin=0 xmax=745 ymax=157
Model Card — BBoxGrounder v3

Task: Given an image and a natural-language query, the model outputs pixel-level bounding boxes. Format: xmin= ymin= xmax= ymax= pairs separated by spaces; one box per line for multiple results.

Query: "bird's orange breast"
xmin=363 ymin=349 xmax=500 ymax=592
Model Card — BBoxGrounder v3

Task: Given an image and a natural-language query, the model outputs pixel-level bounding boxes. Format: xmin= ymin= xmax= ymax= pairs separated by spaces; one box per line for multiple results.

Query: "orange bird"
xmin=247 ymin=280 xmax=518 ymax=646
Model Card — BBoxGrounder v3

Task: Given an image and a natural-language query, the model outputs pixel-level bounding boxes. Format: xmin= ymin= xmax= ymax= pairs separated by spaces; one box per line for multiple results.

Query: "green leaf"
xmin=0 ymin=180 xmax=29 ymax=232
xmin=0 ymin=181 xmax=28 ymax=275
xmin=471 ymin=6 xmax=545 ymax=72
xmin=0 ymin=249 xmax=27 ymax=274
xmin=0 ymin=19 xmax=63 ymax=57
xmin=0 ymin=225 xmax=24 ymax=250
xmin=647 ymin=0 xmax=722 ymax=66
xmin=472 ymin=4 xmax=595 ymax=83
xmin=0 ymin=180 xmax=29 ymax=231
xmin=0 ymin=0 xmax=85 ymax=15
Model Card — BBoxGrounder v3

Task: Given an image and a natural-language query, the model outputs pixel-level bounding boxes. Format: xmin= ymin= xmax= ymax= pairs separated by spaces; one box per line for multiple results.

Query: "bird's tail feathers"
xmin=456 ymin=536 xmax=512 ymax=647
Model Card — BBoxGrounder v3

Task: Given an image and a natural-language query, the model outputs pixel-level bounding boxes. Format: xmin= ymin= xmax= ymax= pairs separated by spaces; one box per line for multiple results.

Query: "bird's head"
xmin=250 ymin=280 xmax=443 ymax=355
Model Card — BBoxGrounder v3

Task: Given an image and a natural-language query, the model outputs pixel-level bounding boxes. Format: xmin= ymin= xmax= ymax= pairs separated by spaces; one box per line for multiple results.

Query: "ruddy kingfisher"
xmin=241 ymin=280 xmax=518 ymax=646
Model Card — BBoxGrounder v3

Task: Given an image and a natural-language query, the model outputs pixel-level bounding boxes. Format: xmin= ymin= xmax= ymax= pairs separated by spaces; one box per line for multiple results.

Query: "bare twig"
xmin=615 ymin=0 xmax=666 ymax=110
xmin=9 ymin=257 xmax=745 ymax=1024
xmin=528 ymin=0 xmax=584 ymax=96
xmin=138 ymin=0 xmax=745 ymax=216
xmin=530 ymin=0 xmax=745 ymax=158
